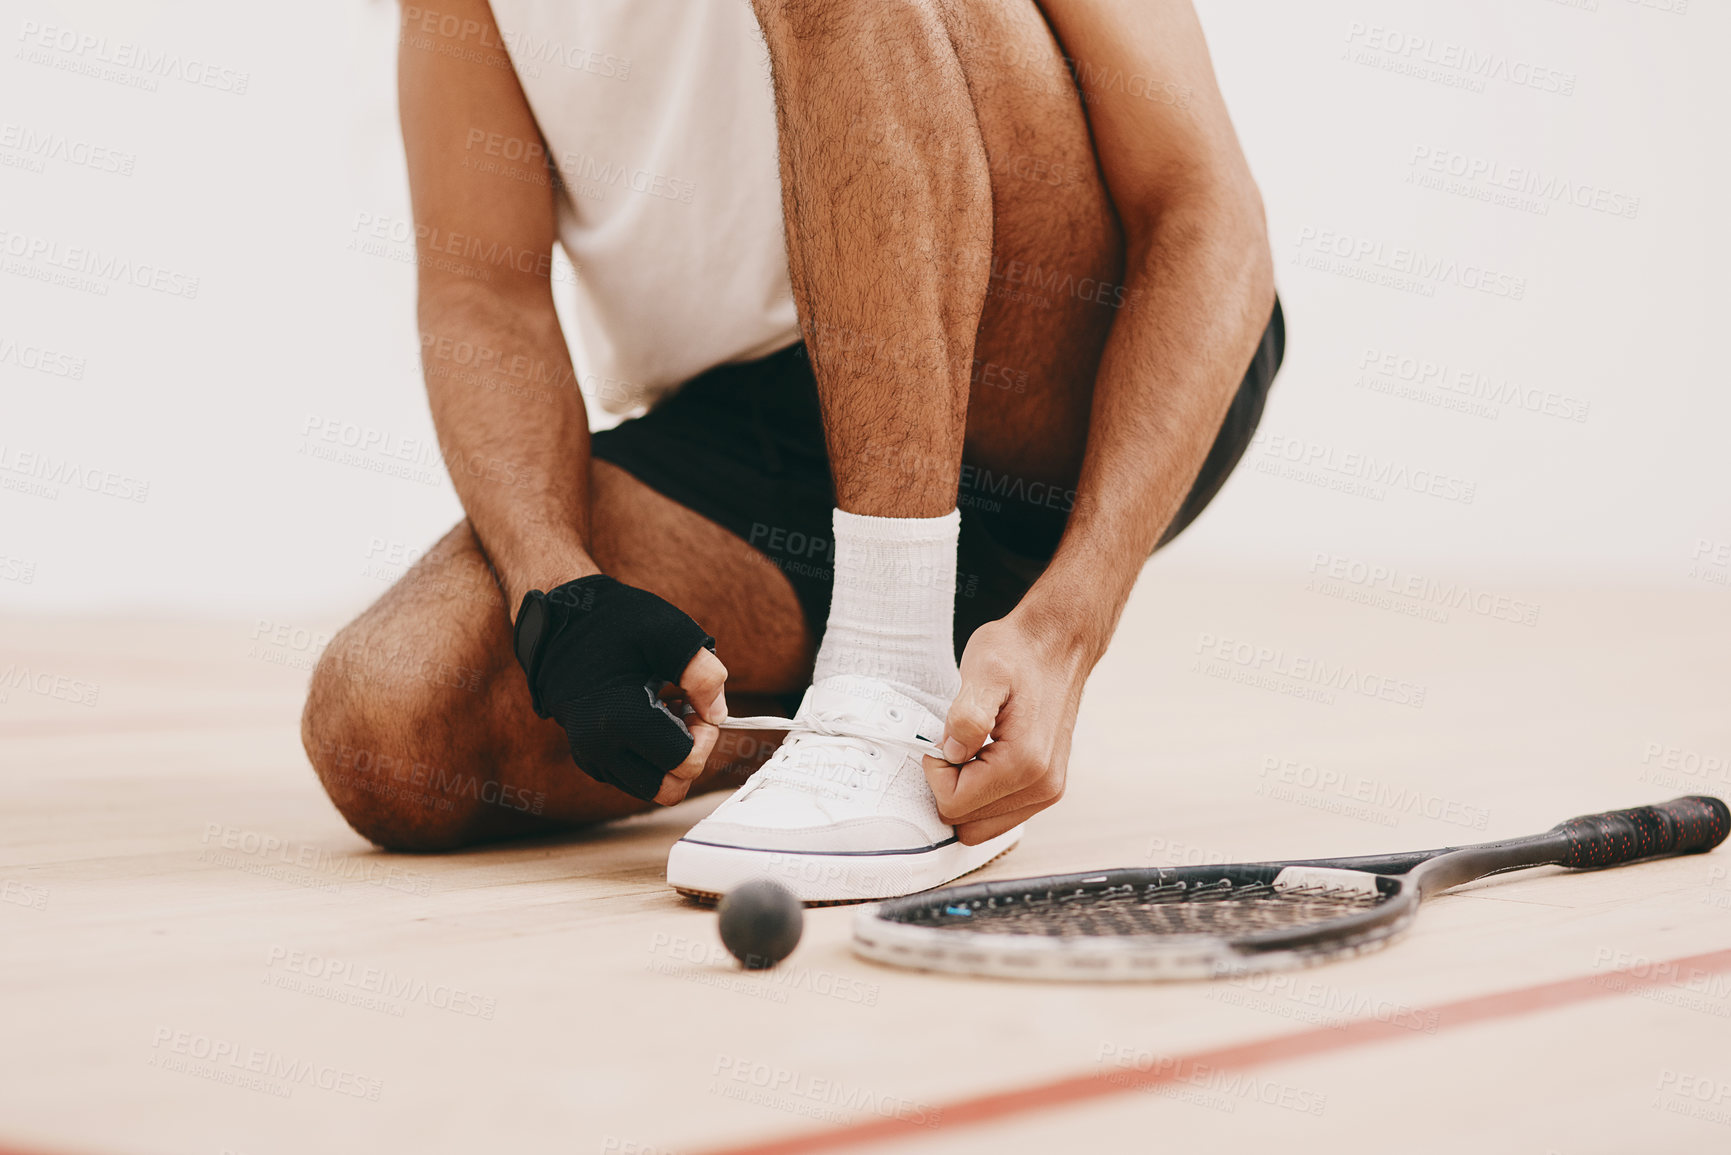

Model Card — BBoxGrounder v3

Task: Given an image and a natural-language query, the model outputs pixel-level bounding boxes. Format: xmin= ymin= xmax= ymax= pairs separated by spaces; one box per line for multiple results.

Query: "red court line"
xmin=698 ymin=945 xmax=1731 ymax=1155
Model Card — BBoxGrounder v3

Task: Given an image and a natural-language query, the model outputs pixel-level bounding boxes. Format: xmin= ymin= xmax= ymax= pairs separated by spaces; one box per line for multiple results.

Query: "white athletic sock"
xmin=812 ymin=507 xmax=961 ymax=717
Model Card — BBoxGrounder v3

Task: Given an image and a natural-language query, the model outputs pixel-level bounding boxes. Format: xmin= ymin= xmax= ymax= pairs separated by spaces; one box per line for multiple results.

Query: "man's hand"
xmin=646 ymin=650 xmax=729 ymax=806
xmin=515 ymin=576 xmax=730 ymax=806
xmin=923 ymin=611 xmax=1090 ymax=844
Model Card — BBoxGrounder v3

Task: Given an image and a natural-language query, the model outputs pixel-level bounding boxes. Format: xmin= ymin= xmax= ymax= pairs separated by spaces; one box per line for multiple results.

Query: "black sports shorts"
xmin=592 ymin=296 xmax=1284 ymax=658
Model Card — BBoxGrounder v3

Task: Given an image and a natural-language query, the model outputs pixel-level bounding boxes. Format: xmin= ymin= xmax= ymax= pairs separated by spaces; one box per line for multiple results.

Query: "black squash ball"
xmin=717 ymin=879 xmax=804 ymax=969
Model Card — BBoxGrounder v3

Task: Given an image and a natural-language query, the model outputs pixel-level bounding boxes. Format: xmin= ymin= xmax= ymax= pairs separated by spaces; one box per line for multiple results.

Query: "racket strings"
xmin=912 ymin=879 xmax=1388 ymax=939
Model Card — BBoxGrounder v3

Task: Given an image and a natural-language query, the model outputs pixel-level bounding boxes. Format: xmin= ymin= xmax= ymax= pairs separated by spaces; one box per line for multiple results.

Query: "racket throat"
xmin=1408 ymin=837 xmax=1571 ymax=898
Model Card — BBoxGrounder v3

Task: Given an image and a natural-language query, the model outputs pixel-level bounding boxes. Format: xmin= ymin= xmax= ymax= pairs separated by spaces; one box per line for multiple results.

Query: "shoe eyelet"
xmin=886 ymin=708 xmax=904 ymax=722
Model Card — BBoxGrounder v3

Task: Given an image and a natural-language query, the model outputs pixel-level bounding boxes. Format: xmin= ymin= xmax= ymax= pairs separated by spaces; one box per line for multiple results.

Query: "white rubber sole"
xmin=666 ymin=825 xmax=1023 ymax=904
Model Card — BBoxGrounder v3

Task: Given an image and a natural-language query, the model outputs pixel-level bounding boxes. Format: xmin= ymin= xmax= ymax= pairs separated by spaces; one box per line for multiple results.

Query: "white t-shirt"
xmin=488 ymin=0 xmax=800 ymax=414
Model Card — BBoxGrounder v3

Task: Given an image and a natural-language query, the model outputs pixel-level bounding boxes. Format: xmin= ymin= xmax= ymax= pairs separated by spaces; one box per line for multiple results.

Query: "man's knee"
xmin=300 ymin=624 xmax=485 ymax=852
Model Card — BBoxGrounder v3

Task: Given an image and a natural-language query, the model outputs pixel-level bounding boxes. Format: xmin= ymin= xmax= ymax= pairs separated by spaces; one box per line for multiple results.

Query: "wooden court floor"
xmin=2 ymin=574 xmax=1729 ymax=1154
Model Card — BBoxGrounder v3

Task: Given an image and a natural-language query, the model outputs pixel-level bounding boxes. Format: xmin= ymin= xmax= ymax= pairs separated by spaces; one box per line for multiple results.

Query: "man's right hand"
xmin=514 ymin=576 xmax=729 ymax=805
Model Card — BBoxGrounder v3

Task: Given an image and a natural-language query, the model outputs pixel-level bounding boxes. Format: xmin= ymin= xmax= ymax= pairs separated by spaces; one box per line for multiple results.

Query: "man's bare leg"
xmin=753 ymin=0 xmax=1117 ymax=683
xmin=755 ymin=0 xmax=1119 ymax=521
xmin=755 ymin=0 xmax=990 ymax=517
xmin=300 ymin=461 xmax=812 ymax=851
xmin=948 ymin=2 xmax=1123 ymax=488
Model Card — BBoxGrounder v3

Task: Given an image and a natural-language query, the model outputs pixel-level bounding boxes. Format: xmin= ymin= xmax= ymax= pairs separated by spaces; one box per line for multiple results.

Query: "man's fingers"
xmin=925 ymin=739 xmax=1060 ymax=824
xmin=923 ymin=756 xmax=963 ymax=811
xmin=654 ymin=720 xmax=717 ymax=806
xmin=956 ymin=803 xmax=1043 ymax=846
xmin=941 ymin=776 xmax=1054 ymax=826
xmin=652 ymin=775 xmax=688 ymax=806
xmin=941 ymin=671 xmax=1007 ymax=763
xmin=670 ymin=720 xmax=718 ymax=782
xmin=925 ymin=745 xmax=1010 ymax=816
xmin=924 ymin=741 xmax=1024 ymax=819
xmin=680 ymin=648 xmax=729 ymax=723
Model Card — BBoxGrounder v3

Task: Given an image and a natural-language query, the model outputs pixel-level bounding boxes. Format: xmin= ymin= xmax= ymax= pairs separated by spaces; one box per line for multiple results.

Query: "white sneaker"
xmin=665 ymin=674 xmax=1022 ymax=903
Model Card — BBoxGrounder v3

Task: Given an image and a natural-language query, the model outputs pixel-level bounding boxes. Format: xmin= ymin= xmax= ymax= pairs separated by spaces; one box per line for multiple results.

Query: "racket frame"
xmin=852 ymin=830 xmax=1580 ymax=981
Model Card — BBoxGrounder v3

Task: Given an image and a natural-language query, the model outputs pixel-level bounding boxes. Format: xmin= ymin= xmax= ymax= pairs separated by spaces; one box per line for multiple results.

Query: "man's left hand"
xmin=923 ymin=611 xmax=1091 ymax=844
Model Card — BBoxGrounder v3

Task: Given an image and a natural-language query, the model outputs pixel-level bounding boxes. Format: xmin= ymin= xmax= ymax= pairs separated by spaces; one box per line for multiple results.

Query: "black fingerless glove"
xmin=513 ymin=575 xmax=715 ymax=801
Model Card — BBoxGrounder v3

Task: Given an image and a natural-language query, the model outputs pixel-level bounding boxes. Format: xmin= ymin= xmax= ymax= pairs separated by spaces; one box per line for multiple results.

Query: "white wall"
xmin=1 ymin=0 xmax=1726 ymax=619
xmin=1184 ymin=0 xmax=1731 ymax=592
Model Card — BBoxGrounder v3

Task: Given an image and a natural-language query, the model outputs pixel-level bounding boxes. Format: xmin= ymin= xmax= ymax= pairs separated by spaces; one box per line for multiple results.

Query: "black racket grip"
xmin=1551 ymin=796 xmax=1730 ymax=868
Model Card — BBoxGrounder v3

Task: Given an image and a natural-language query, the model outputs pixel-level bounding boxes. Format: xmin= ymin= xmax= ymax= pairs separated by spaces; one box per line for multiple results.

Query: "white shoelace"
xmin=714 ymin=712 xmax=947 ymax=762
